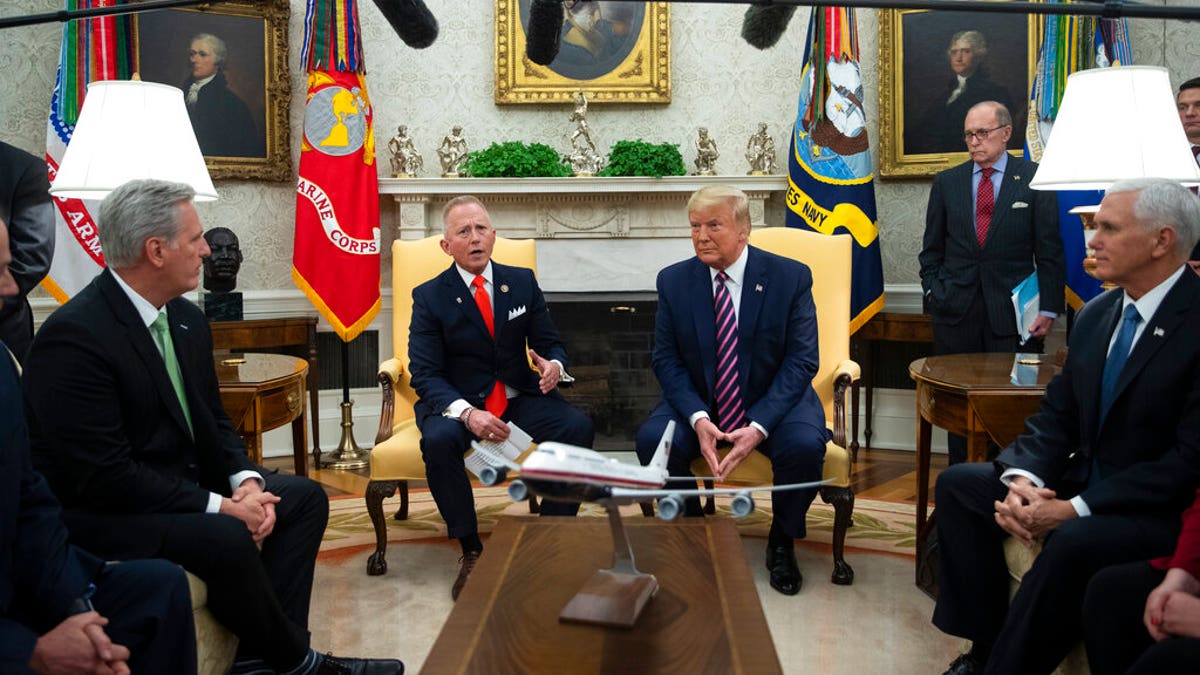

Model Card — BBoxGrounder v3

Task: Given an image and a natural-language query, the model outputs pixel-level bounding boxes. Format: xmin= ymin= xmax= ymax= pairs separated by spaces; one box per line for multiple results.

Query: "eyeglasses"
xmin=963 ymin=125 xmax=1009 ymax=142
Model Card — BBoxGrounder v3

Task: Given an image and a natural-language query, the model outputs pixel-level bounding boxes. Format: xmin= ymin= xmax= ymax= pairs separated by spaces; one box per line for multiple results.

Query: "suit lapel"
xmin=739 ymin=248 xmax=767 ymax=388
xmin=985 ymin=158 xmax=1024 ymax=248
xmin=956 ymin=163 xmax=977 ymax=247
xmin=688 ymin=259 xmax=717 ymax=397
xmin=440 ymin=265 xmax=492 ymax=341
xmin=491 ymin=263 xmax=513 ymax=338
xmin=1108 ymin=271 xmax=1199 ymax=410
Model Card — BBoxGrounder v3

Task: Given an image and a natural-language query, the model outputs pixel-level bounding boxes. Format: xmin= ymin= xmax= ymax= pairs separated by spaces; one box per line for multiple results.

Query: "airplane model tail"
xmin=647 ymin=420 xmax=675 ymax=476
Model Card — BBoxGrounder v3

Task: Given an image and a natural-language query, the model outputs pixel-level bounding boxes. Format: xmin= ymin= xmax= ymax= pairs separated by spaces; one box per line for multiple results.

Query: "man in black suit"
xmin=920 ymin=100 xmax=1065 ymax=464
xmin=933 ymin=178 xmax=1200 ymax=675
xmin=23 ymin=180 xmax=401 ymax=675
xmin=1177 ymin=78 xmax=1200 ymax=262
xmin=0 ymin=140 xmax=54 ymax=363
xmin=409 ymin=195 xmax=593 ymax=600
xmin=1 ymin=218 xmax=196 ymax=675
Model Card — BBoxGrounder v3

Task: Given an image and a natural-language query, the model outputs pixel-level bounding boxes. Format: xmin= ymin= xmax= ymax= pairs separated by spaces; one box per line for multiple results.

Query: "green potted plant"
xmin=460 ymin=141 xmax=571 ymax=178
xmin=599 ymin=140 xmax=686 ymax=178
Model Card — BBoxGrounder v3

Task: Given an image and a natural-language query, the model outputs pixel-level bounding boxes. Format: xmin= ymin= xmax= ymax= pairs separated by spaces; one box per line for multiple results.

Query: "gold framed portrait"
xmin=134 ymin=0 xmax=292 ymax=181
xmin=495 ymin=0 xmax=670 ymax=105
xmin=878 ymin=10 xmax=1038 ymax=178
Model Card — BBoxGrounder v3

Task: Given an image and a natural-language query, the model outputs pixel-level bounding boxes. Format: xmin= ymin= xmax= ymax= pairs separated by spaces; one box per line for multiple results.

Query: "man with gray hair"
xmin=932 ymin=178 xmax=1200 ymax=674
xmin=23 ymin=180 xmax=402 ymax=674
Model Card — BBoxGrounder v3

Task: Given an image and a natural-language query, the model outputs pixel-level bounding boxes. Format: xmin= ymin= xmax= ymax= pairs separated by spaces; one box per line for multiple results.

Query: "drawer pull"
xmin=287 ymin=392 xmax=300 ymax=413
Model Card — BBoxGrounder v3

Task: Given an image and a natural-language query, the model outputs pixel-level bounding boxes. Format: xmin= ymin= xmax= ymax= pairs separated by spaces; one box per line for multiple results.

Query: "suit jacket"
xmin=409 ymin=261 xmax=569 ymax=426
xmin=919 ymin=156 xmax=1065 ymax=334
xmin=184 ymin=71 xmax=262 ymax=158
xmin=1 ymin=345 xmax=103 ymax=669
xmin=24 ymin=269 xmax=257 ymax=516
xmin=0 ymin=141 xmax=55 ymax=358
xmin=650 ymin=246 xmax=824 ymax=433
xmin=995 ymin=269 xmax=1200 ymax=516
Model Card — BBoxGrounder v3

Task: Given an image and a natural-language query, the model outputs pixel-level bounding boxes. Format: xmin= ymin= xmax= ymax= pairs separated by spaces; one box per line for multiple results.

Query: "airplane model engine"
xmin=657 ymin=494 xmax=684 ymax=521
xmin=507 ymin=480 xmax=529 ymax=502
xmin=479 ymin=466 xmax=507 ymax=486
xmin=730 ymin=491 xmax=756 ymax=518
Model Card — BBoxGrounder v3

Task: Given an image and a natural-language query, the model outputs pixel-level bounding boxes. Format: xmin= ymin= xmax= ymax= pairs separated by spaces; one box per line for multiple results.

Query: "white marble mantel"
xmin=379 ymin=175 xmax=787 ymax=295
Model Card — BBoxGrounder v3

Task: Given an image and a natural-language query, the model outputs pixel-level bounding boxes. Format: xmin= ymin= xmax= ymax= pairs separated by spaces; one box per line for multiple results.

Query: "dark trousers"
xmin=91 ymin=559 xmax=198 ymax=674
xmin=64 ymin=472 xmax=328 ymax=671
xmin=419 ymin=393 xmax=595 ymax=540
xmin=931 ymin=463 xmax=1179 ymax=675
xmin=1084 ymin=561 xmax=1200 ymax=675
xmin=634 ymin=403 xmax=828 ymax=539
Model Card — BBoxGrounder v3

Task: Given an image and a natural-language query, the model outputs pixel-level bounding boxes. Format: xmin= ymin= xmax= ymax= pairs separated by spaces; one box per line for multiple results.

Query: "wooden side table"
xmin=210 ymin=317 xmax=320 ymax=462
xmin=849 ymin=312 xmax=934 ymax=457
xmin=215 ymin=354 xmax=309 ymax=475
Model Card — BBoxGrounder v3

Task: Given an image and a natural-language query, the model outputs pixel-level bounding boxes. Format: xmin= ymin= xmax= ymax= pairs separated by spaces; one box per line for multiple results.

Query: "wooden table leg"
xmin=915 ymin=394 xmax=933 ymax=567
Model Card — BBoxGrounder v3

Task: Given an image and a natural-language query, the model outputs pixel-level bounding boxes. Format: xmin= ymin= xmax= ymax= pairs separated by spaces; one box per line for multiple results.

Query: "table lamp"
xmin=49 ymin=79 xmax=218 ymax=201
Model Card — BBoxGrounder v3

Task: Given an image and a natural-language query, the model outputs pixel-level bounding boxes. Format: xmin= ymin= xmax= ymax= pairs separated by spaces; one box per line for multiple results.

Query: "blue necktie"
xmin=1099 ymin=304 xmax=1141 ymax=421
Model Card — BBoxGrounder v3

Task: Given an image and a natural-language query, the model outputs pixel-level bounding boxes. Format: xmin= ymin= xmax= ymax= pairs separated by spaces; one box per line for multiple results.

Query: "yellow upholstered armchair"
xmin=366 ymin=235 xmax=539 ymax=576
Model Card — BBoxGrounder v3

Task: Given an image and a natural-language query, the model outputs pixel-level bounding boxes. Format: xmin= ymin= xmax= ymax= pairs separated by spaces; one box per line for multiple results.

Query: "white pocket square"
xmin=508 ymin=306 xmax=526 ymax=320
xmin=1012 ymin=201 xmax=1029 ymax=209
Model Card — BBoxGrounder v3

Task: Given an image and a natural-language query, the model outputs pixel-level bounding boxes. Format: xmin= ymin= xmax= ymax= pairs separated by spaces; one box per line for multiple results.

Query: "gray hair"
xmin=441 ymin=195 xmax=489 ymax=233
xmin=949 ymin=30 xmax=989 ymax=60
xmin=687 ymin=185 xmax=750 ymax=228
xmin=98 ymin=180 xmax=196 ymax=269
xmin=1106 ymin=177 xmax=1200 ymax=259
xmin=967 ymin=101 xmax=1013 ymax=128
xmin=190 ymin=33 xmax=227 ymax=66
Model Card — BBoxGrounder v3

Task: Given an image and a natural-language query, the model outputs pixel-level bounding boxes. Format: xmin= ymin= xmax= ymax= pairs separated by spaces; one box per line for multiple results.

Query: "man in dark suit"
xmin=409 ymin=195 xmax=594 ymax=600
xmin=1177 ymin=78 xmax=1200 ymax=262
xmin=919 ymin=100 xmax=1065 ymax=464
xmin=933 ymin=178 xmax=1200 ymax=675
xmin=23 ymin=180 xmax=401 ymax=675
xmin=1 ymin=218 xmax=196 ymax=675
xmin=635 ymin=185 xmax=829 ymax=596
xmin=0 ymin=140 xmax=54 ymax=363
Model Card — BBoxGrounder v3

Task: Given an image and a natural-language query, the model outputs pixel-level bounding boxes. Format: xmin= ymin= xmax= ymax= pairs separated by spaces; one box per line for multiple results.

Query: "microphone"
xmin=371 ymin=0 xmax=439 ymax=49
xmin=526 ymin=0 xmax=564 ymax=66
xmin=741 ymin=5 xmax=797 ymax=51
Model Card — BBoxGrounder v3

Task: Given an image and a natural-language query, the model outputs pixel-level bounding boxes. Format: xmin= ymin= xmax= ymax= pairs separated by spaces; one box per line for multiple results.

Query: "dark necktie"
xmin=976 ymin=166 xmax=995 ymax=247
xmin=472 ymin=275 xmax=507 ymax=418
xmin=713 ymin=271 xmax=746 ymax=430
xmin=1099 ymin=304 xmax=1141 ymax=422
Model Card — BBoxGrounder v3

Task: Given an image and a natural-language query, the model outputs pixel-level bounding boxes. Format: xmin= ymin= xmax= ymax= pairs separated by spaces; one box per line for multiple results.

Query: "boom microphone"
xmin=741 ymin=5 xmax=797 ymax=51
xmin=371 ymin=0 xmax=439 ymax=49
xmin=526 ymin=0 xmax=564 ymax=66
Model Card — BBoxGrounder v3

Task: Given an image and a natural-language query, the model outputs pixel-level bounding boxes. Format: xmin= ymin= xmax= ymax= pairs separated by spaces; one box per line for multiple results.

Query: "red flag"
xmin=292 ymin=69 xmax=381 ymax=341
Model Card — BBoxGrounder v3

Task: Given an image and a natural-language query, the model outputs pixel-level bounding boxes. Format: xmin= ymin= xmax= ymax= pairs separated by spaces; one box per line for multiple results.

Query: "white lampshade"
xmin=1030 ymin=66 xmax=1200 ymax=191
xmin=50 ymin=80 xmax=218 ymax=201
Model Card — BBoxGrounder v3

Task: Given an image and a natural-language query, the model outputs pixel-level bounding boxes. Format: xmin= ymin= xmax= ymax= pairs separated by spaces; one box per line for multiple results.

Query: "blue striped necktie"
xmin=713 ymin=271 xmax=746 ymax=430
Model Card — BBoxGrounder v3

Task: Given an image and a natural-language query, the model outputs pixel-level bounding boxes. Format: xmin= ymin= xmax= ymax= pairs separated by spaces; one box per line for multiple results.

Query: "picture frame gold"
xmin=495 ymin=0 xmax=670 ymax=105
xmin=134 ymin=0 xmax=292 ymax=181
xmin=878 ymin=9 xmax=1038 ymax=178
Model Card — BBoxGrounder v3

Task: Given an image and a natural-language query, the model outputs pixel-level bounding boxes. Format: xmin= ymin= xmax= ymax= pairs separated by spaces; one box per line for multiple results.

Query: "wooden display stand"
xmin=558 ymin=500 xmax=658 ymax=628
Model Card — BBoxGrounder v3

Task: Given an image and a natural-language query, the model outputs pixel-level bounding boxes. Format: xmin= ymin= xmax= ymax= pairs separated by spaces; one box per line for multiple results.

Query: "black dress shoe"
xmin=764 ymin=543 xmax=802 ymax=595
xmin=315 ymin=653 xmax=404 ymax=674
xmin=941 ymin=653 xmax=983 ymax=675
xmin=451 ymin=550 xmax=481 ymax=601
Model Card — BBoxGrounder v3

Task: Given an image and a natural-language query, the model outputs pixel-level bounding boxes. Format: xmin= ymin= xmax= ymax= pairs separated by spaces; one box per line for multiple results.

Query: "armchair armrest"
xmin=830 ymin=359 xmax=860 ymax=449
xmin=375 ymin=358 xmax=404 ymax=444
xmin=834 ymin=359 xmax=861 ymax=383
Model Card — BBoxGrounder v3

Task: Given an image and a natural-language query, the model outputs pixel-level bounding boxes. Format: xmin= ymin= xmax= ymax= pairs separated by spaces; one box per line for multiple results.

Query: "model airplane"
xmin=470 ymin=421 xmax=828 ymax=520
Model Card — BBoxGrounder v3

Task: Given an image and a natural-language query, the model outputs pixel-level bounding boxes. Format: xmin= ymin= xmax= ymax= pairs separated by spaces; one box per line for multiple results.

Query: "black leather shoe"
xmin=941 ymin=653 xmax=983 ymax=675
xmin=314 ymin=653 xmax=404 ymax=674
xmin=451 ymin=550 xmax=481 ymax=601
xmin=764 ymin=543 xmax=802 ymax=595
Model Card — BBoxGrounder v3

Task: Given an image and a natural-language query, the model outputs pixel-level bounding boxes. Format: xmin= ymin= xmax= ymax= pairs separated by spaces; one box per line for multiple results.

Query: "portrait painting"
xmin=135 ymin=0 xmax=292 ymax=181
xmin=878 ymin=10 xmax=1037 ymax=178
xmin=495 ymin=0 xmax=670 ymax=104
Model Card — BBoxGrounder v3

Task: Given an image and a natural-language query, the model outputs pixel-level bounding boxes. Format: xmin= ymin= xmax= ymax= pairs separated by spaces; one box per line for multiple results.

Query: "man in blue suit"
xmin=409 ymin=195 xmax=594 ymax=600
xmin=635 ymin=185 xmax=830 ymax=596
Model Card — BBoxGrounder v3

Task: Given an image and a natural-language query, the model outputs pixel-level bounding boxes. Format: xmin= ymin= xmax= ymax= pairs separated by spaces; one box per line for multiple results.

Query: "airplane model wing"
xmin=608 ymin=479 xmax=832 ymax=500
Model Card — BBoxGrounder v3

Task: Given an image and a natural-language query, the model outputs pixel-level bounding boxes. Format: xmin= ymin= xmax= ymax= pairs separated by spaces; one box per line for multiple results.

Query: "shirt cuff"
xmin=1069 ymin=495 xmax=1091 ymax=517
xmin=229 ymin=471 xmax=264 ymax=494
xmin=750 ymin=421 xmax=769 ymax=439
xmin=551 ymin=359 xmax=574 ymax=383
xmin=445 ymin=399 xmax=471 ymax=421
xmin=689 ymin=411 xmax=709 ymax=429
xmin=1038 ymin=311 xmax=1058 ymax=319
xmin=999 ymin=468 xmax=1045 ymax=488
xmin=206 ymin=492 xmax=222 ymax=514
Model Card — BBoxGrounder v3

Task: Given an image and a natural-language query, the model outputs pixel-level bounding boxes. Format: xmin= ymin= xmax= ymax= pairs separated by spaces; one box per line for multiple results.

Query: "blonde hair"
xmin=687 ymin=185 xmax=750 ymax=228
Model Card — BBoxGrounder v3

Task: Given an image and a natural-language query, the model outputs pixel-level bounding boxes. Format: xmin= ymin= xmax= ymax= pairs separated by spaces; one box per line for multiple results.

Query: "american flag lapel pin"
xmin=1154 ymin=327 xmax=1165 ymax=337
xmin=456 ymin=297 xmax=462 ymax=304
xmin=755 ymin=284 xmax=763 ymax=292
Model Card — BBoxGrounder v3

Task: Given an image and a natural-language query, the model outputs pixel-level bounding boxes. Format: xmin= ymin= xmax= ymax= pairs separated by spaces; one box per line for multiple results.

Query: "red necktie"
xmin=713 ymin=271 xmax=746 ymax=430
xmin=976 ymin=166 xmax=995 ymax=248
xmin=472 ymin=275 xmax=507 ymax=418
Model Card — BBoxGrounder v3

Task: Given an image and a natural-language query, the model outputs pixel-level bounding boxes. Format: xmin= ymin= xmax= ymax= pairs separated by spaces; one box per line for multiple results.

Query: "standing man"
xmin=0 ymin=140 xmax=54 ymax=363
xmin=919 ymin=100 xmax=1065 ymax=464
xmin=1177 ymin=77 xmax=1200 ymax=262
xmin=636 ymin=185 xmax=829 ymax=596
xmin=23 ymin=180 xmax=402 ymax=675
xmin=932 ymin=178 xmax=1200 ymax=675
xmin=409 ymin=195 xmax=594 ymax=600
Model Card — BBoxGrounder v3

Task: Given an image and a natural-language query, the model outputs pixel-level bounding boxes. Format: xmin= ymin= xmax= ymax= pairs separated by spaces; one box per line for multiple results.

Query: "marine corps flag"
xmin=786 ymin=7 xmax=884 ymax=333
xmin=293 ymin=0 xmax=381 ymax=341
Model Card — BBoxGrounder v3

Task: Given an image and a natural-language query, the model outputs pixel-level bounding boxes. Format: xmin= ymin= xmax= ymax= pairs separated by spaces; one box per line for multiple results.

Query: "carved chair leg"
xmin=528 ymin=494 xmax=541 ymax=514
xmin=821 ymin=485 xmax=855 ymax=585
xmin=366 ymin=480 xmax=399 ymax=576
xmin=392 ymin=480 xmax=409 ymax=521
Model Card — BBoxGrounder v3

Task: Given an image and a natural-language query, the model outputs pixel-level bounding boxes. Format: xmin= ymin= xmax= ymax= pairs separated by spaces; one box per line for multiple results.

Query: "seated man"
xmin=409 ymin=195 xmax=594 ymax=600
xmin=635 ymin=185 xmax=829 ymax=596
xmin=933 ymin=178 xmax=1200 ymax=675
xmin=1 ymin=218 xmax=195 ymax=675
xmin=22 ymin=180 xmax=402 ymax=675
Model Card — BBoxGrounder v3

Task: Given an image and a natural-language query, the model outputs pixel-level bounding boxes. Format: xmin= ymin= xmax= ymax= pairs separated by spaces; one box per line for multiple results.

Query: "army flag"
xmin=786 ymin=7 xmax=884 ymax=333
xmin=293 ymin=0 xmax=381 ymax=341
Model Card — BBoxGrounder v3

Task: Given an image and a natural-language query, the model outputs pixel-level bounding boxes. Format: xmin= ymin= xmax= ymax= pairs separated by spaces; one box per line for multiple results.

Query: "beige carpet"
xmin=309 ymin=491 xmax=960 ymax=674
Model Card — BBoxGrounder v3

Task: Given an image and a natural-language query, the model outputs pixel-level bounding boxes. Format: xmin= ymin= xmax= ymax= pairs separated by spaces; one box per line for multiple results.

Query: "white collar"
xmin=1122 ymin=264 xmax=1187 ymax=323
xmin=110 ymin=269 xmax=164 ymax=329
xmin=709 ymin=245 xmax=750 ymax=286
xmin=455 ymin=261 xmax=494 ymax=289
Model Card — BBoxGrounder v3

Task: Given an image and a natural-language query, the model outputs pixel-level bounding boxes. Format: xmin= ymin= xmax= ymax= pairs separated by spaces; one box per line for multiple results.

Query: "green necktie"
xmin=151 ymin=311 xmax=193 ymax=435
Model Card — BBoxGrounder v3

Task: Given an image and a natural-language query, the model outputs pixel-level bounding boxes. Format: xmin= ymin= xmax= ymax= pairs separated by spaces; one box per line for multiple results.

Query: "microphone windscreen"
xmin=526 ymin=0 xmax=564 ymax=66
xmin=371 ymin=0 xmax=439 ymax=49
xmin=741 ymin=5 xmax=797 ymax=51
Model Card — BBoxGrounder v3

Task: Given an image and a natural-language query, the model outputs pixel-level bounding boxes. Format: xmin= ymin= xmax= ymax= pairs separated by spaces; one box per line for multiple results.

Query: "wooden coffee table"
xmin=423 ymin=515 xmax=781 ymax=674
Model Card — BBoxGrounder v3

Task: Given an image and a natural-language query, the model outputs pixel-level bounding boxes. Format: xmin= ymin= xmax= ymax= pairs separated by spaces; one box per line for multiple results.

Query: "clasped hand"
xmin=31 ymin=611 xmax=131 ymax=675
xmin=221 ymin=481 xmax=280 ymax=542
xmin=1144 ymin=567 xmax=1200 ymax=641
xmin=696 ymin=418 xmax=764 ymax=481
xmin=993 ymin=479 xmax=1075 ymax=548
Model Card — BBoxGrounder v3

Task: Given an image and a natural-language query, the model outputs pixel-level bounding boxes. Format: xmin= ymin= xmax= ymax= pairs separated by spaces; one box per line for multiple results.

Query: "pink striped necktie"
xmin=713 ymin=271 xmax=746 ymax=430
